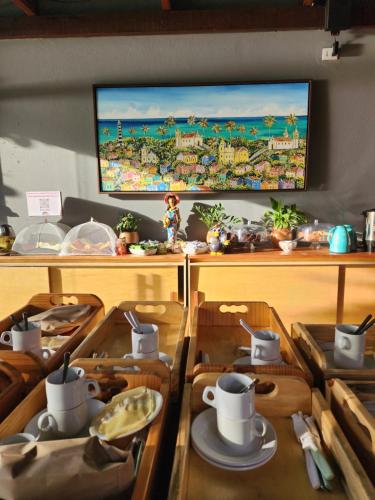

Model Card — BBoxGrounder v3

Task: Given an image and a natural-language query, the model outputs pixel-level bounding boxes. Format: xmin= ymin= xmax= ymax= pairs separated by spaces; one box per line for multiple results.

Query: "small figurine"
xmin=163 ymin=193 xmax=181 ymax=244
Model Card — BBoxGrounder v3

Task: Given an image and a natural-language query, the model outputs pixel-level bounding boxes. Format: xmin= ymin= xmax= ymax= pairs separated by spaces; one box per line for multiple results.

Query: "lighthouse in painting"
xmin=117 ymin=120 xmax=123 ymax=142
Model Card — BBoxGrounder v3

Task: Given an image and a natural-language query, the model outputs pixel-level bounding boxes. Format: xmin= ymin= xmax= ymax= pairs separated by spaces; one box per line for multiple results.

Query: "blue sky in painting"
xmin=96 ymin=82 xmax=309 ymax=120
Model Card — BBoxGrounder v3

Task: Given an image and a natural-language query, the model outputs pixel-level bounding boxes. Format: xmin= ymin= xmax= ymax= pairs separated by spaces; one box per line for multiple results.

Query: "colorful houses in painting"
xmin=175 ymin=129 xmax=203 ymax=149
xmin=268 ymin=129 xmax=300 ymax=150
xmin=141 ymin=146 xmax=158 ymax=164
xmin=176 ymin=152 xmax=198 ymax=164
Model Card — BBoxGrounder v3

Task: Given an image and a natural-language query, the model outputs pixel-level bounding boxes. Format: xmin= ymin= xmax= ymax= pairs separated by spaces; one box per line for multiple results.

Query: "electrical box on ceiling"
xmin=325 ymin=0 xmax=352 ymax=32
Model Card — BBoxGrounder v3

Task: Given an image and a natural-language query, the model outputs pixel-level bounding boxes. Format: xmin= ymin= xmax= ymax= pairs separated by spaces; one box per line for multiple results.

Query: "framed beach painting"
xmin=94 ymin=81 xmax=311 ymax=193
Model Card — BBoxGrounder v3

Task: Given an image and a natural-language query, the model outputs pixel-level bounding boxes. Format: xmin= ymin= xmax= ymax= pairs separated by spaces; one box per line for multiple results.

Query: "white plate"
xmin=191 ymin=409 xmax=277 ymax=471
xmin=233 ymin=355 xmax=283 ymax=366
xmin=89 ymin=389 xmax=163 ymax=440
xmin=24 ymin=399 xmax=105 ymax=441
xmin=129 ymin=247 xmax=157 ymax=256
xmin=123 ymin=352 xmax=173 ymax=366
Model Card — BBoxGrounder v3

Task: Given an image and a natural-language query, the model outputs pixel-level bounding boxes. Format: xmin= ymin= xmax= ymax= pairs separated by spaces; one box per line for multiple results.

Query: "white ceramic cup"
xmin=217 ymin=412 xmax=266 ymax=453
xmin=37 ymin=403 xmax=88 ymax=438
xmin=130 ymin=323 xmax=159 ymax=360
xmin=251 ymin=330 xmax=281 ymax=363
xmin=334 ymin=324 xmax=366 ymax=369
xmin=202 ymin=373 xmax=255 ymax=420
xmin=45 ymin=367 xmax=100 ymax=411
xmin=0 ymin=322 xmax=51 ymax=360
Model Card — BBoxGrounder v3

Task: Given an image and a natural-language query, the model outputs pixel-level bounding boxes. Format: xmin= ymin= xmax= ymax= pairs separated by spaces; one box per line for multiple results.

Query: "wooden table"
xmin=0 ymin=254 xmax=187 ymax=317
xmin=189 ymin=249 xmax=375 ymax=330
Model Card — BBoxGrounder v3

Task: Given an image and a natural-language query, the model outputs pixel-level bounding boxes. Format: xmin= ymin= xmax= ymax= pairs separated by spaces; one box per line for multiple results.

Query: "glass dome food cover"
xmin=60 ymin=218 xmax=117 ymax=256
xmin=12 ymin=222 xmax=70 ymax=255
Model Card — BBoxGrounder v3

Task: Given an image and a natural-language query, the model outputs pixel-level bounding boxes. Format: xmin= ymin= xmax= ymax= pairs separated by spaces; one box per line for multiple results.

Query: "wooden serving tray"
xmin=187 ymin=296 xmax=313 ymax=385
xmin=0 ymin=360 xmax=25 ymax=422
xmin=326 ymin=379 xmax=375 ymax=485
xmin=0 ymin=358 xmax=170 ymax=500
xmin=291 ymin=323 xmax=375 ymax=386
xmin=168 ymin=374 xmax=374 ymax=500
xmin=0 ymin=293 xmax=104 ymax=386
xmin=70 ymin=300 xmax=188 ymax=398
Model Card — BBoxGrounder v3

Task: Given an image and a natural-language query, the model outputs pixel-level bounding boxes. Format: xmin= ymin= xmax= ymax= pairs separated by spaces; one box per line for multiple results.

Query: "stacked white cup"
xmin=202 ymin=373 xmax=266 ymax=454
xmin=37 ymin=367 xmax=100 ymax=438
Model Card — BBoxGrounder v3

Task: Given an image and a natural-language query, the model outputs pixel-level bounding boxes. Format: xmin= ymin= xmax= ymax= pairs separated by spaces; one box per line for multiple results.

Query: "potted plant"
xmin=115 ymin=213 xmax=140 ymax=245
xmin=194 ymin=203 xmax=241 ymax=242
xmin=263 ymin=198 xmax=307 ymax=246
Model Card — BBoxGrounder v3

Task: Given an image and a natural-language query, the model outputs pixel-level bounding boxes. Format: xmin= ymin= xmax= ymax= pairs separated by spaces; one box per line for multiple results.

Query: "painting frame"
xmin=93 ymin=80 xmax=312 ymax=194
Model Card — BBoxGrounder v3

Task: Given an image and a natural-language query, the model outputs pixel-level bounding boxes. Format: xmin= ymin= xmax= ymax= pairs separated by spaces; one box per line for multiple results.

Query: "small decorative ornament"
xmin=163 ymin=193 xmax=181 ymax=244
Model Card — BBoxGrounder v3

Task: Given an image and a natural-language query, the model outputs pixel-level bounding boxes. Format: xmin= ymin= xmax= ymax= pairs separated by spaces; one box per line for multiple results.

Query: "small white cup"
xmin=334 ymin=324 xmax=366 ymax=369
xmin=37 ymin=403 xmax=88 ymax=438
xmin=202 ymin=373 xmax=255 ymax=420
xmin=0 ymin=322 xmax=51 ymax=360
xmin=131 ymin=323 xmax=159 ymax=360
xmin=251 ymin=330 xmax=280 ymax=363
xmin=45 ymin=367 xmax=100 ymax=411
xmin=217 ymin=412 xmax=266 ymax=453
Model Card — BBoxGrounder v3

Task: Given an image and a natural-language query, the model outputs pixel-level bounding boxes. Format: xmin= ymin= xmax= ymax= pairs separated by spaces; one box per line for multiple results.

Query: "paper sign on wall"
xmin=26 ymin=191 xmax=62 ymax=217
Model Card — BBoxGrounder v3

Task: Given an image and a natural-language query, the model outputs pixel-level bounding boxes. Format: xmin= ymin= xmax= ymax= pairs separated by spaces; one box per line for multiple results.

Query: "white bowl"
xmin=279 ymin=240 xmax=298 ymax=253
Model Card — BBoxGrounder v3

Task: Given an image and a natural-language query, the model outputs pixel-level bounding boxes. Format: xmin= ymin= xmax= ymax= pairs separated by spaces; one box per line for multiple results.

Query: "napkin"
xmin=29 ymin=304 xmax=92 ymax=335
xmin=90 ymin=386 xmax=156 ymax=441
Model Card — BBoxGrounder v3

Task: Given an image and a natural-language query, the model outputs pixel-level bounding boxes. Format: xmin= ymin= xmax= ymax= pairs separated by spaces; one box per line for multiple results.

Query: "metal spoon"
xmin=239 ymin=319 xmax=256 ymax=337
xmin=62 ymin=352 xmax=70 ymax=384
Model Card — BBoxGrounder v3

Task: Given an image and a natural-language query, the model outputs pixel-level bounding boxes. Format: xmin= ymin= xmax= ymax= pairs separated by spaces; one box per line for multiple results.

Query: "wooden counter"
xmin=0 ymin=249 xmax=374 ymax=327
xmin=0 ymin=254 xmax=186 ymax=317
xmin=189 ymin=248 xmax=375 ymax=329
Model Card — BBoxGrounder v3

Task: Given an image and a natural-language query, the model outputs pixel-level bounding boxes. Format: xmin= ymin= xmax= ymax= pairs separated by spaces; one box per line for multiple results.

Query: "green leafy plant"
xmin=194 ymin=203 xmax=241 ymax=229
xmin=115 ymin=213 xmax=139 ymax=233
xmin=263 ymin=198 xmax=307 ymax=230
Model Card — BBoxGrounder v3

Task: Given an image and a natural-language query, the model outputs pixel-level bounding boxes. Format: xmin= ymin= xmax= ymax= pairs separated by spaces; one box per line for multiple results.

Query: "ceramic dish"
xmin=24 ymin=399 xmax=105 ymax=441
xmin=233 ymin=355 xmax=284 ymax=366
xmin=89 ymin=388 xmax=163 ymax=441
xmin=128 ymin=246 xmax=158 ymax=256
xmin=191 ymin=408 xmax=277 ymax=471
xmin=123 ymin=352 xmax=173 ymax=366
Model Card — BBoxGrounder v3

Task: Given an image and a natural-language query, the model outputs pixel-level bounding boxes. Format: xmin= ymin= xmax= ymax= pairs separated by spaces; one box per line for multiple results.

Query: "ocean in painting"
xmin=98 ymin=116 xmax=308 ymax=144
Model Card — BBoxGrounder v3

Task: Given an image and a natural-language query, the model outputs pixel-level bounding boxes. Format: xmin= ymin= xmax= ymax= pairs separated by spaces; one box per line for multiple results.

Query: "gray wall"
xmin=0 ymin=31 xmax=374 ymax=241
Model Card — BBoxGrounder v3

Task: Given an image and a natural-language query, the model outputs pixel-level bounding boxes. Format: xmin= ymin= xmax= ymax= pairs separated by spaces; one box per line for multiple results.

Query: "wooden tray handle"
xmin=28 ymin=293 xmax=104 ymax=309
xmin=343 ymin=394 xmax=375 ymax=453
xmin=70 ymin=357 xmax=171 ymax=383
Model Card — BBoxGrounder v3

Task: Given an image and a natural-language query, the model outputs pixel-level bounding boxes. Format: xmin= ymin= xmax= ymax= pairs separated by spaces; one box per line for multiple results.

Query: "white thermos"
xmin=363 ymin=209 xmax=375 ymax=252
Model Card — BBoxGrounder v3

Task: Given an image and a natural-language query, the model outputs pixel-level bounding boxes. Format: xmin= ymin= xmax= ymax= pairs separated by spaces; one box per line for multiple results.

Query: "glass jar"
xmin=297 ymin=219 xmax=334 ymax=249
xmin=0 ymin=224 xmax=15 ymax=252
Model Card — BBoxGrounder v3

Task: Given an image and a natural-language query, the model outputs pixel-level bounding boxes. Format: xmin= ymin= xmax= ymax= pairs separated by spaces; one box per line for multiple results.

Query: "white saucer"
xmin=123 ymin=352 xmax=173 ymax=366
xmin=191 ymin=409 xmax=277 ymax=471
xmin=233 ymin=355 xmax=284 ymax=366
xmin=24 ymin=399 xmax=105 ymax=441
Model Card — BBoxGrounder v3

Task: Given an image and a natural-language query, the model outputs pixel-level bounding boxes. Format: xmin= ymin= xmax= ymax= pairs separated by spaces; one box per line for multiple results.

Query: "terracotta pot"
xmin=271 ymin=228 xmax=295 ymax=247
xmin=119 ymin=231 xmax=139 ymax=245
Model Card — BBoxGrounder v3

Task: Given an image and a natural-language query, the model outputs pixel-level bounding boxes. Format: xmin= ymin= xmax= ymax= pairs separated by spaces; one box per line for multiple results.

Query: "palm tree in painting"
xmin=263 ymin=115 xmax=276 ymax=139
xmin=198 ymin=118 xmax=208 ymax=129
xmin=128 ymin=127 xmax=137 ymax=137
xmin=285 ymin=113 xmax=298 ymax=133
xmin=237 ymin=124 xmax=246 ymax=136
xmin=212 ymin=123 xmax=222 ymax=135
xmin=249 ymin=127 xmax=259 ymax=140
xmin=157 ymin=126 xmax=168 ymax=138
xmin=187 ymin=115 xmax=196 ymax=127
xmin=224 ymin=120 xmax=236 ymax=142
xmin=141 ymin=125 xmax=149 ymax=136
xmin=164 ymin=116 xmax=176 ymax=138
xmin=103 ymin=127 xmax=110 ymax=138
